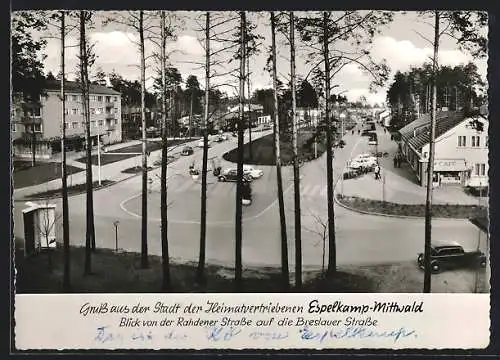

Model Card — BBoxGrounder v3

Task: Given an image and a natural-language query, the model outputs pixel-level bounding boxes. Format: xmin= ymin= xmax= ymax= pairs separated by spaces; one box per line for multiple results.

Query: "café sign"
xmin=433 ymin=159 xmax=466 ymax=172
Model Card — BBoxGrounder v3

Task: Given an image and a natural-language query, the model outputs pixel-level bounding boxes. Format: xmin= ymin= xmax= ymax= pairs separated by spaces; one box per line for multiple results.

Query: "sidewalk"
xmin=13 ymin=138 xmax=201 ymax=200
xmin=337 ymin=124 xmax=489 ymax=206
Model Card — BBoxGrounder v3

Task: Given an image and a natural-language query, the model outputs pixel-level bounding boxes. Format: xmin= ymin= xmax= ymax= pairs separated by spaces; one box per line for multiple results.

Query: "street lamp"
xmin=113 ymin=220 xmax=120 ymax=252
xmin=97 ymin=120 xmax=102 ymax=186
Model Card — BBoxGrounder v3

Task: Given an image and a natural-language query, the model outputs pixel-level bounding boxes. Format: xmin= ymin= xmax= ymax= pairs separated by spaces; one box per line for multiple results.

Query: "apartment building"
xmin=398 ymin=110 xmax=488 ymax=188
xmin=12 ymin=80 xmax=122 ymax=160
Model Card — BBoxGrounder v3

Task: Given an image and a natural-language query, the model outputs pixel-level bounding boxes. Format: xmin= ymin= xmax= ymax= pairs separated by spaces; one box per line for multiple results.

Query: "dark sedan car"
xmin=181 ymin=146 xmax=194 ymax=156
xmin=218 ymin=169 xmax=253 ymax=183
xmin=417 ymin=241 xmax=486 ymax=273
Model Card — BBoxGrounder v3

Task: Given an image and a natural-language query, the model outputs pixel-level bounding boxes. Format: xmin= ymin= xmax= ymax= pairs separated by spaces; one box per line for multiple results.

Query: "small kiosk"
xmin=22 ymin=202 xmax=57 ymax=257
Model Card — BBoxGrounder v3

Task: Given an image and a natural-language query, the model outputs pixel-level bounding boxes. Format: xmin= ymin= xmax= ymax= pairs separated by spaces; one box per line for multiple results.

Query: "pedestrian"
xmin=393 ymin=157 xmax=397 ymax=168
xmin=374 ymin=164 xmax=381 ymax=180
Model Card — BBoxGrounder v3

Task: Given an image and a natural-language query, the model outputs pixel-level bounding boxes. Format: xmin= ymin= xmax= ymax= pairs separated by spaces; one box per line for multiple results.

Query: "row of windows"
xmin=65 ymin=108 xmax=117 ymax=115
xmin=65 ymin=95 xmax=118 ymax=103
xmin=65 ymin=119 xmax=119 ymax=129
xmin=11 ymin=124 xmax=43 ymax=133
xmin=457 ymin=135 xmax=487 ymax=148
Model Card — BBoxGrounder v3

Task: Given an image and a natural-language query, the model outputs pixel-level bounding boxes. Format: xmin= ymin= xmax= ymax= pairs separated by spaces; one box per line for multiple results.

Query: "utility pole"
xmin=423 ymin=11 xmax=440 ymax=293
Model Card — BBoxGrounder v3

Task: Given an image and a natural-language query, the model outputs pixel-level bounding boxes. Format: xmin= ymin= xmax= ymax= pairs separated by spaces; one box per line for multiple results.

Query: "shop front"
xmin=418 ymin=159 xmax=467 ymax=187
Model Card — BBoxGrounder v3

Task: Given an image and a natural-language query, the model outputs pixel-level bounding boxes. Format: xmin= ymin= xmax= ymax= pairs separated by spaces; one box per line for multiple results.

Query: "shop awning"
xmin=433 ymin=159 xmax=467 ymax=172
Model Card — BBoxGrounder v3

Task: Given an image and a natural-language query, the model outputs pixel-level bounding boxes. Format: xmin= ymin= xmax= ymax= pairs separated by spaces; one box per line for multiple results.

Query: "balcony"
xmin=105 ymin=103 xmax=115 ymax=109
xmin=105 ymin=113 xmax=115 ymax=120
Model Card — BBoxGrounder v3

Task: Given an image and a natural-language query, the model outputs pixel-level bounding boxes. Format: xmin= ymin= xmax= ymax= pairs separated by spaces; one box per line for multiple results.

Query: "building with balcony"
xmin=12 ymin=80 xmax=122 ymax=160
xmin=398 ymin=109 xmax=488 ymax=188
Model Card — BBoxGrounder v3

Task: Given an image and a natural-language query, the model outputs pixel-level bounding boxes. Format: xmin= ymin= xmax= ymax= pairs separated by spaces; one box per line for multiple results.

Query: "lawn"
xmin=337 ymin=195 xmax=488 ymax=219
xmin=24 ymin=180 xmax=115 ymax=199
xmin=15 ymin=244 xmax=375 ymax=294
xmin=15 ymin=244 xmax=485 ymax=293
xmin=75 ymin=153 xmax=138 ymax=166
xmin=107 ymin=138 xmax=194 ymax=154
xmin=223 ymin=130 xmax=327 ymax=166
xmin=13 ymin=161 xmax=84 ymax=189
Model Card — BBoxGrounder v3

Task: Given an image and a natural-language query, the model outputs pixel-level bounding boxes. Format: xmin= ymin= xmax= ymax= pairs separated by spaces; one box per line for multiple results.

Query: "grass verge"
xmin=13 ymin=162 xmax=84 ymax=189
xmin=121 ymin=166 xmax=153 ymax=174
xmin=337 ymin=195 xmax=487 ymax=219
xmin=24 ymin=180 xmax=115 ymax=199
xmin=223 ymin=130 xmax=326 ymax=166
xmin=15 ymin=245 xmax=376 ymax=293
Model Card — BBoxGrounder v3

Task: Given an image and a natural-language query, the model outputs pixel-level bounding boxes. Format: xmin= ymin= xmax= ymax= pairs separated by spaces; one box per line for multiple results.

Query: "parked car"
xmin=213 ymin=135 xmax=224 ymax=142
xmin=343 ymin=167 xmax=361 ymax=180
xmin=181 ymin=146 xmax=194 ymax=156
xmin=417 ymin=241 xmax=487 ymax=273
xmin=243 ymin=165 xmax=264 ymax=179
xmin=218 ymin=169 xmax=253 ymax=182
xmin=262 ymin=124 xmax=272 ymax=130
xmin=368 ymin=139 xmax=378 ymax=146
xmin=197 ymin=140 xmax=211 ymax=148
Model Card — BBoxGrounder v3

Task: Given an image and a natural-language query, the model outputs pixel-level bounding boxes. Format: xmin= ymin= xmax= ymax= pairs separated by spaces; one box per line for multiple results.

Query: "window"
xmin=98 ymin=120 xmax=104 ymax=127
xmin=457 ymin=136 xmax=466 ymax=147
xmin=71 ymin=108 xmax=78 ymax=115
xmin=113 ymin=96 xmax=118 ymax=102
xmin=90 ymin=108 xmax=96 ymax=115
xmin=64 ymin=95 xmax=68 ymax=102
xmin=106 ymin=96 xmax=111 ymax=103
xmin=64 ymin=108 xmax=69 ymax=115
xmin=98 ymin=108 xmax=103 ymax=114
xmin=72 ymin=122 xmax=78 ymax=129
xmin=91 ymin=120 xmax=96 ymax=128
xmin=115 ymin=119 xmax=118 ymax=125
xmin=98 ymin=96 xmax=103 ymax=102
xmin=72 ymin=95 xmax=78 ymax=102
xmin=33 ymin=123 xmax=42 ymax=133
xmin=89 ymin=95 xmax=95 ymax=102
xmin=486 ymin=136 xmax=488 ymax=147
xmin=81 ymin=121 xmax=85 ymax=127
xmin=475 ymin=163 xmax=486 ymax=176
xmin=471 ymin=135 xmax=480 ymax=147
xmin=11 ymin=123 xmax=16 ymax=132
xmin=64 ymin=122 xmax=69 ymax=129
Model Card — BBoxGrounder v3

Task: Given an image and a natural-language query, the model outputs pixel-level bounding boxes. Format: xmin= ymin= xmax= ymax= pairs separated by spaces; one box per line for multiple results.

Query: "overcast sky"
xmin=36 ymin=11 xmax=488 ymax=106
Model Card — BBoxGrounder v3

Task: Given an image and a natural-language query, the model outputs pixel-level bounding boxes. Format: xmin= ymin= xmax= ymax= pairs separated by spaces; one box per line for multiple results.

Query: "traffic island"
xmin=336 ymin=194 xmax=487 ymax=219
xmin=24 ymin=180 xmax=116 ymax=200
xmin=222 ymin=130 xmax=327 ymax=166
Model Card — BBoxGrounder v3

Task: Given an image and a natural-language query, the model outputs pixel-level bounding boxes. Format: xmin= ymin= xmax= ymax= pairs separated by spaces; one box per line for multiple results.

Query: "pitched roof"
xmin=44 ymin=79 xmax=121 ymax=95
xmin=399 ymin=111 xmax=466 ymax=151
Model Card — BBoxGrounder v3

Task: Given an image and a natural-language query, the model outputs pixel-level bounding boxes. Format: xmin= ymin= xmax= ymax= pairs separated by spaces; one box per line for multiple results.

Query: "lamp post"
xmin=113 ymin=220 xmax=120 ymax=252
xmin=97 ymin=120 xmax=102 ymax=186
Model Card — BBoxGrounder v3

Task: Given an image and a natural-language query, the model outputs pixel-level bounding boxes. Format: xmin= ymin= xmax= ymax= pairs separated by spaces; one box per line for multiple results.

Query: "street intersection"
xmin=13 ymin=128 xmax=486 ymax=269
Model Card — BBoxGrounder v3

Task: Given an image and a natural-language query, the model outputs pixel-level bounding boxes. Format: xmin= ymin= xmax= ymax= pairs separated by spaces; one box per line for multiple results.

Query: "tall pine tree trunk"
xmin=60 ymin=11 xmax=71 ymax=291
xmin=247 ymin=52 xmax=252 ymax=160
xmin=139 ymin=10 xmax=149 ymax=269
xmin=189 ymin=91 xmax=194 ymax=138
xmin=235 ymin=11 xmax=246 ymax=292
xmin=423 ymin=11 xmax=440 ymax=293
xmin=160 ymin=10 xmax=171 ymax=291
xmin=271 ymin=11 xmax=289 ymax=290
xmin=323 ymin=12 xmax=337 ymax=275
xmin=80 ymin=11 xmax=94 ymax=274
xmin=289 ymin=12 xmax=302 ymax=288
xmin=197 ymin=12 xmax=210 ymax=284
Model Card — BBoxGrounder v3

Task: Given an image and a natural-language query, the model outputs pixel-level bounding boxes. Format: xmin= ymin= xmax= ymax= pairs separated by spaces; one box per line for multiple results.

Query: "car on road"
xmin=197 ymin=140 xmax=211 ymax=148
xmin=343 ymin=167 xmax=361 ymax=180
xmin=262 ymin=124 xmax=272 ymax=130
xmin=243 ymin=165 xmax=264 ymax=179
xmin=181 ymin=146 xmax=194 ymax=156
xmin=218 ymin=169 xmax=253 ymax=183
xmin=213 ymin=135 xmax=224 ymax=142
xmin=417 ymin=241 xmax=487 ymax=273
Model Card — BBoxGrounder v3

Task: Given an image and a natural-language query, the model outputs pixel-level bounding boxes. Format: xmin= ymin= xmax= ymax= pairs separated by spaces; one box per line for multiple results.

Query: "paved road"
xmin=12 ymin=126 xmax=487 ymax=269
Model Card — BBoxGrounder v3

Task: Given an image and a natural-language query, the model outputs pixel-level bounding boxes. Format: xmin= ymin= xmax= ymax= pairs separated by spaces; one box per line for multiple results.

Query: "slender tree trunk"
xmin=235 ymin=11 xmax=246 ymax=292
xmin=80 ymin=11 xmax=93 ymax=275
xmin=60 ymin=11 xmax=71 ymax=291
xmin=271 ymin=12 xmax=289 ymax=291
xmin=247 ymin=52 xmax=252 ymax=160
xmin=31 ymin=130 xmax=36 ymax=167
xmin=423 ymin=11 xmax=440 ymax=293
xmin=289 ymin=12 xmax=302 ymax=289
xmin=189 ymin=91 xmax=193 ymax=138
xmin=160 ymin=11 xmax=170 ymax=291
xmin=139 ymin=11 xmax=149 ymax=269
xmin=197 ymin=12 xmax=210 ymax=284
xmin=323 ymin=12 xmax=337 ymax=275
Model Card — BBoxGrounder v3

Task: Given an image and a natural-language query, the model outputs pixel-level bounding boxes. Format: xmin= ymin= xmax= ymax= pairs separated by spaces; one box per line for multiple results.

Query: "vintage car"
xmin=417 ymin=241 xmax=487 ymax=273
xmin=243 ymin=165 xmax=264 ymax=179
xmin=218 ymin=169 xmax=253 ymax=183
xmin=181 ymin=146 xmax=194 ymax=156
